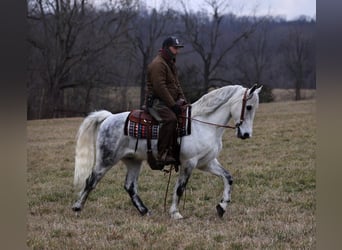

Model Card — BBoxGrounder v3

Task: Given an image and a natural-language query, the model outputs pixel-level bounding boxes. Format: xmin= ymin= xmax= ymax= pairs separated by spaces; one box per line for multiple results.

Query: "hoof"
xmin=139 ymin=208 xmax=150 ymax=216
xmin=170 ymin=212 xmax=184 ymax=220
xmin=216 ymin=204 xmax=225 ymax=218
xmin=72 ymin=204 xmax=82 ymax=212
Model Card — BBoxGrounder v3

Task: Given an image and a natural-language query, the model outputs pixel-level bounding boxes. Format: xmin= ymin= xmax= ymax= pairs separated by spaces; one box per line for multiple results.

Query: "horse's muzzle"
xmin=237 ymin=127 xmax=250 ymax=140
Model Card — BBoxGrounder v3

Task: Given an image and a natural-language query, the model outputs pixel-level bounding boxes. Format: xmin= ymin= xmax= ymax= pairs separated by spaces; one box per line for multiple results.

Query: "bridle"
xmin=182 ymin=88 xmax=250 ymax=130
xmin=235 ymin=88 xmax=249 ymax=128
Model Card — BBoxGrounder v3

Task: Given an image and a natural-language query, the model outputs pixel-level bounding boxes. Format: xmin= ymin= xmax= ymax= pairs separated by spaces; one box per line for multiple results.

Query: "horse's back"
xmin=99 ymin=111 xmax=130 ymax=131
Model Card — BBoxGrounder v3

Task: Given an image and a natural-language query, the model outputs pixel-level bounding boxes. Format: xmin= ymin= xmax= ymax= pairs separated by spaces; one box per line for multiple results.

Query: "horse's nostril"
xmin=243 ymin=133 xmax=250 ymax=139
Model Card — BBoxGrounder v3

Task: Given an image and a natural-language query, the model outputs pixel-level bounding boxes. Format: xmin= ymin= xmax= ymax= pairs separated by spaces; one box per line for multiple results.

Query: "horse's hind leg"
xmin=199 ymin=158 xmax=233 ymax=218
xmin=72 ymin=161 xmax=114 ymax=212
xmin=122 ymin=158 xmax=149 ymax=216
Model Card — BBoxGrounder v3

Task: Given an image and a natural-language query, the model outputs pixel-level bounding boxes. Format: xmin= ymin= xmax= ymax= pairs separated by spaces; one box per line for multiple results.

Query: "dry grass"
xmin=27 ymin=99 xmax=316 ymax=249
xmin=272 ymin=88 xmax=316 ymax=102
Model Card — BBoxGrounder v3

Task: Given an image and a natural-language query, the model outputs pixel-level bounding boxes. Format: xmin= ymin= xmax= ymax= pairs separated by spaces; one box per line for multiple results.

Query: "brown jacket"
xmin=146 ymin=53 xmax=185 ymax=108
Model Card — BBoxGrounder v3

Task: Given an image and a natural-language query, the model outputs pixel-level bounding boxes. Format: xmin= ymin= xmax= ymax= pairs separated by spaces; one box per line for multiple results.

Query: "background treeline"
xmin=27 ymin=0 xmax=315 ymax=119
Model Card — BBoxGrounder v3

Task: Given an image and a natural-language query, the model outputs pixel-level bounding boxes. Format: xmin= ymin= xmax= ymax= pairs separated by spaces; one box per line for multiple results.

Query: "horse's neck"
xmin=194 ymin=104 xmax=232 ymax=132
xmin=191 ymin=85 xmax=243 ymax=133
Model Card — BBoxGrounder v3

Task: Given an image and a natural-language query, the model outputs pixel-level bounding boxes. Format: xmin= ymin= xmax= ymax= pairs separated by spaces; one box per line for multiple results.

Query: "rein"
xmin=180 ymin=88 xmax=249 ymax=129
xmin=182 ymin=117 xmax=237 ymax=129
xmin=163 ymin=165 xmax=174 ymax=213
xmin=163 ymin=165 xmax=187 ymax=213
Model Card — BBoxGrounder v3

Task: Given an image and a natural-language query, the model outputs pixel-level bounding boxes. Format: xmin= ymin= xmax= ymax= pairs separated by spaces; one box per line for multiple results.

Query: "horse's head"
xmin=231 ymin=84 xmax=262 ymax=140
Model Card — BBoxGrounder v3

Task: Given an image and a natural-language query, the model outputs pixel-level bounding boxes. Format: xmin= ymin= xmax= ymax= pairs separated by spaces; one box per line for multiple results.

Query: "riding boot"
xmin=148 ymin=99 xmax=179 ymax=167
xmin=157 ymin=149 xmax=177 ymax=165
xmin=155 ymin=115 xmax=178 ymax=166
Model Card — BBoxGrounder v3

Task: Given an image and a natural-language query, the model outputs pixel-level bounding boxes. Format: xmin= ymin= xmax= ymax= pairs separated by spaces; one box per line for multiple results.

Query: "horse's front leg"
xmin=200 ymin=158 xmax=233 ymax=218
xmin=169 ymin=161 xmax=195 ymax=219
xmin=123 ymin=159 xmax=149 ymax=216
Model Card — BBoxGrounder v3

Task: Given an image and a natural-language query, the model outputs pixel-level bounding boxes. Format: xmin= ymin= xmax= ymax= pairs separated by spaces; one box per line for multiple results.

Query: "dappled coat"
xmin=146 ymin=52 xmax=185 ymax=108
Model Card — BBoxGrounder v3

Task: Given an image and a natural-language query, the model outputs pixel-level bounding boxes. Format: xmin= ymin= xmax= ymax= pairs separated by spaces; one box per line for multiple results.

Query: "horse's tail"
xmin=73 ymin=110 xmax=112 ymax=193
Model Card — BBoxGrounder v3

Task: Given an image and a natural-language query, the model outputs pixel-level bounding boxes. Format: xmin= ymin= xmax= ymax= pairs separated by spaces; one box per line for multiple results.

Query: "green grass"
xmin=27 ymin=100 xmax=316 ymax=249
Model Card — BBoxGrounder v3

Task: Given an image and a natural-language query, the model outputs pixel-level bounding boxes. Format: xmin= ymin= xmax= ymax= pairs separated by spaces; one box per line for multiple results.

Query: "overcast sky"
xmin=142 ymin=0 xmax=316 ymax=20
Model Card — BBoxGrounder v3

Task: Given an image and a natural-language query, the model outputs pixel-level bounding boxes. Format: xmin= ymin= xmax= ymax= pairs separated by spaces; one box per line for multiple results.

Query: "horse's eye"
xmin=246 ymin=105 xmax=252 ymax=111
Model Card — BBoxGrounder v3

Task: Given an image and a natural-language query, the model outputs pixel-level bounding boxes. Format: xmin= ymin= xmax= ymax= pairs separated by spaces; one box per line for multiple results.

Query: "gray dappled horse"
xmin=72 ymin=84 xmax=262 ymax=219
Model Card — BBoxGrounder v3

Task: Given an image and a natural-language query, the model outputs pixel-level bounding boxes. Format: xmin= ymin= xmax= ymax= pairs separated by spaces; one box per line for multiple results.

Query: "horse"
xmin=72 ymin=84 xmax=262 ymax=219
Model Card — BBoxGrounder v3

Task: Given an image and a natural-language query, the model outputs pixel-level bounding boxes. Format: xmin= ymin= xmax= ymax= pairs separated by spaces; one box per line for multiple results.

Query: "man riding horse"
xmin=145 ymin=36 xmax=187 ymax=167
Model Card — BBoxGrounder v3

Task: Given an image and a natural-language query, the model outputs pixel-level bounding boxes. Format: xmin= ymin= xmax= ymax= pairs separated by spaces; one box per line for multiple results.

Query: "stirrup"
xmin=162 ymin=164 xmax=179 ymax=173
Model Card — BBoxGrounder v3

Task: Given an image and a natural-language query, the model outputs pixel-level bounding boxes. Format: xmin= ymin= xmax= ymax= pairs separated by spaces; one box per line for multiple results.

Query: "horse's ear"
xmin=256 ymin=85 xmax=263 ymax=94
xmin=249 ymin=84 xmax=263 ymax=96
xmin=249 ymin=84 xmax=258 ymax=95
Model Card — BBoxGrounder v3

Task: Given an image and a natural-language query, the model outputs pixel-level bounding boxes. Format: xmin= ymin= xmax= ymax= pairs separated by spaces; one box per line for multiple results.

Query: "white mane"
xmin=191 ymin=85 xmax=244 ymax=116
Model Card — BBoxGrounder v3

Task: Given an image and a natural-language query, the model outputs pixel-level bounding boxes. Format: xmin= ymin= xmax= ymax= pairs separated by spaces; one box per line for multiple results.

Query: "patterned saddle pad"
xmin=124 ymin=106 xmax=191 ymax=139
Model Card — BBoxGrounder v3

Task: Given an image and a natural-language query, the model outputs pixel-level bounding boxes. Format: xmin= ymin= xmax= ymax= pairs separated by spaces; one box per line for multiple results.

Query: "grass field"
xmin=27 ymin=99 xmax=316 ymax=249
xmin=272 ymin=89 xmax=316 ymax=102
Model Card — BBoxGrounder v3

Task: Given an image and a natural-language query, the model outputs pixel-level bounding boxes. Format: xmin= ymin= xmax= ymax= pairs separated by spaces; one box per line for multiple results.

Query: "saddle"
xmin=124 ymin=105 xmax=191 ymax=171
xmin=124 ymin=105 xmax=191 ymax=139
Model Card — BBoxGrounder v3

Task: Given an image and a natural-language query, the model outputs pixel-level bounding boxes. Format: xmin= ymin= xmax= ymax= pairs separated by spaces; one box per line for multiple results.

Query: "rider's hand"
xmin=177 ymin=98 xmax=187 ymax=105
xmin=171 ymin=104 xmax=182 ymax=115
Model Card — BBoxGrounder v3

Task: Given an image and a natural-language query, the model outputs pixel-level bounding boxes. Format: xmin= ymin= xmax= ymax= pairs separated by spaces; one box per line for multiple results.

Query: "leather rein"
xmin=181 ymin=88 xmax=249 ymax=129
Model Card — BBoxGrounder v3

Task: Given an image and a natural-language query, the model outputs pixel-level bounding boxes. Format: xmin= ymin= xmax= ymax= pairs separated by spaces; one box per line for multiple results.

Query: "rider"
xmin=145 ymin=36 xmax=187 ymax=166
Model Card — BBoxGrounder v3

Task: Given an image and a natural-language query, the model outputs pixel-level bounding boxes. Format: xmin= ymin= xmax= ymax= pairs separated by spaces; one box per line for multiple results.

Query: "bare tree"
xmin=179 ymin=0 xmax=260 ymax=92
xmin=281 ymin=23 xmax=314 ymax=100
xmin=27 ymin=0 xmax=137 ymax=118
xmin=127 ymin=7 xmax=176 ymax=106
xmin=233 ymin=18 xmax=271 ymax=85
xmin=27 ymin=1 xmax=315 ymax=118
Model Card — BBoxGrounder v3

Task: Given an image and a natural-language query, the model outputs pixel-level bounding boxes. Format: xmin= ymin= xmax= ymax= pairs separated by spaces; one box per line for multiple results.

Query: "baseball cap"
xmin=162 ymin=36 xmax=184 ymax=48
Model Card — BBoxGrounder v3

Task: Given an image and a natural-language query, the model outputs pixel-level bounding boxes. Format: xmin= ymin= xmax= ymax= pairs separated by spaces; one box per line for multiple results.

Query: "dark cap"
xmin=162 ymin=36 xmax=184 ymax=48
